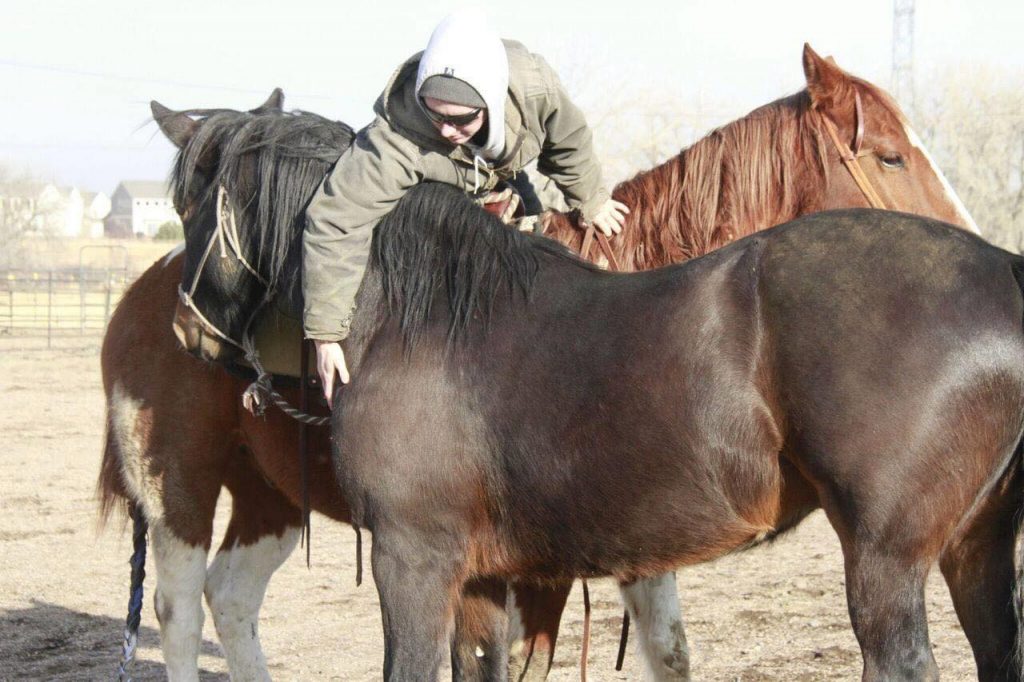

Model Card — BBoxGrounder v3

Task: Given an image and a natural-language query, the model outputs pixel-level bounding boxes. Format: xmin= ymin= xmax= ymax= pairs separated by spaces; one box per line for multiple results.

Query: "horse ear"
xmin=252 ymin=88 xmax=285 ymax=113
xmin=802 ymin=43 xmax=849 ymax=109
xmin=151 ymin=101 xmax=199 ymax=149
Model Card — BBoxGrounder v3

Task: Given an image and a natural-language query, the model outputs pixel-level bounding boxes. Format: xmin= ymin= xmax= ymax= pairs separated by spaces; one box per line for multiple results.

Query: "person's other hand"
xmin=588 ymin=198 xmax=630 ymax=237
xmin=315 ymin=340 xmax=349 ymax=408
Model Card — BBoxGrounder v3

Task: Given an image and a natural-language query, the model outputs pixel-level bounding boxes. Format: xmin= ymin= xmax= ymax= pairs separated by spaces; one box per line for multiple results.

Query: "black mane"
xmin=170 ymin=108 xmax=354 ymax=301
xmin=370 ymin=183 xmax=595 ymax=348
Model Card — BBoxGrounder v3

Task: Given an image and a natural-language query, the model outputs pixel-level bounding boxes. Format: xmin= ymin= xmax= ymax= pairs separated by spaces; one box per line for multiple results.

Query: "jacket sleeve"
xmin=302 ymin=118 xmax=421 ymax=340
xmin=533 ymin=57 xmax=610 ymax=222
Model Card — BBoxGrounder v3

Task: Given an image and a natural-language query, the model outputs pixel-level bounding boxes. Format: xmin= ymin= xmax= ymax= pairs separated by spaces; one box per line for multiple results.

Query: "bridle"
xmin=818 ymin=90 xmax=889 ymax=210
xmin=176 ymin=185 xmax=272 ymax=353
xmin=175 ymin=185 xmax=328 ymax=427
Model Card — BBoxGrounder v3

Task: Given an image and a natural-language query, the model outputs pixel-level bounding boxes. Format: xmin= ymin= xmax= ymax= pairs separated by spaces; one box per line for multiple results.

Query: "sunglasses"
xmin=422 ymin=104 xmax=483 ymax=127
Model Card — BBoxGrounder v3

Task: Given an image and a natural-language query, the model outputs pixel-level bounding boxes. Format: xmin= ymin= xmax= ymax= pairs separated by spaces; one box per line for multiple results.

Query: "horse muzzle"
xmin=172 ymin=298 xmax=234 ymax=362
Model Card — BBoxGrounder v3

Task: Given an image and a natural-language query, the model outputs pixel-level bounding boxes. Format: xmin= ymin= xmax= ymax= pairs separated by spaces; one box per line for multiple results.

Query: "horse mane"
xmin=569 ymin=78 xmax=908 ymax=269
xmin=169 ymin=108 xmax=354 ymax=291
xmin=615 ymin=91 xmax=826 ymax=265
xmin=544 ymin=87 xmax=849 ymax=267
xmin=371 ymin=183 xmax=590 ymax=349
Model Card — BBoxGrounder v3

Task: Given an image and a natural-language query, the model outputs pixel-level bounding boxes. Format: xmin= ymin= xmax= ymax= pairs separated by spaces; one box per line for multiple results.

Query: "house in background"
xmin=0 ymin=185 xmax=111 ymax=238
xmin=104 ymin=180 xmax=179 ymax=238
xmin=33 ymin=185 xmax=111 ymax=238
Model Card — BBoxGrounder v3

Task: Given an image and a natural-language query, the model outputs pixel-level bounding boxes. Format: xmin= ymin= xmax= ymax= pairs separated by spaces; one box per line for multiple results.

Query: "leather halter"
xmin=177 ymin=185 xmax=271 ymax=352
xmin=819 ymin=90 xmax=888 ymax=210
xmin=580 ymin=223 xmax=622 ymax=271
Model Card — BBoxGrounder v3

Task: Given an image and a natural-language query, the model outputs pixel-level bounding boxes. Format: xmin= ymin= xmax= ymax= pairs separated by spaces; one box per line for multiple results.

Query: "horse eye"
xmin=879 ymin=152 xmax=905 ymax=169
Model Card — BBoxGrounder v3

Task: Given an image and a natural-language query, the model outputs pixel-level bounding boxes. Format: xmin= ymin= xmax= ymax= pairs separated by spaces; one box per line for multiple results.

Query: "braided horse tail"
xmin=116 ymin=504 xmax=148 ymax=681
xmin=97 ymin=406 xmax=148 ymax=681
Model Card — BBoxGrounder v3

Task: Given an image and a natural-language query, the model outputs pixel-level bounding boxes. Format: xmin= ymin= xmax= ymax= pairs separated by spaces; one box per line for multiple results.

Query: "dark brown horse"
xmin=100 ymin=45 xmax=979 ymax=681
xmin=335 ymin=184 xmax=1023 ymax=681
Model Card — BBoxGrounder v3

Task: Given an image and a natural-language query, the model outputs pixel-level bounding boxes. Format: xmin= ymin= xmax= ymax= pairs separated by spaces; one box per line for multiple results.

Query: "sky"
xmin=1 ymin=0 xmax=1022 ymax=196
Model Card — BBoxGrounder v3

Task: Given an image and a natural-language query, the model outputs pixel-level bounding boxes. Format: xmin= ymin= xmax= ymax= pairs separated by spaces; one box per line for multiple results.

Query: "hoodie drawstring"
xmin=473 ymin=155 xmax=485 ymax=193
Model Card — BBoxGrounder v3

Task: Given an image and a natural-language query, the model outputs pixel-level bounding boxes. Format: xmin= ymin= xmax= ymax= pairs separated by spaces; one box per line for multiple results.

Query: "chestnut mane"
xmin=544 ymin=79 xmax=899 ymax=269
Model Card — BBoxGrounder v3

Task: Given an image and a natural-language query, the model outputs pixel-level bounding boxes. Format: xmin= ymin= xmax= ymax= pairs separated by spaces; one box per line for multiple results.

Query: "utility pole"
xmin=892 ymin=0 xmax=916 ymax=110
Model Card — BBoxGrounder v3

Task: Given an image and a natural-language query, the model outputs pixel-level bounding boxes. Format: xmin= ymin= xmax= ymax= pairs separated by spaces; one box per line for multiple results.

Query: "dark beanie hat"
xmin=418 ymin=74 xmax=486 ymax=109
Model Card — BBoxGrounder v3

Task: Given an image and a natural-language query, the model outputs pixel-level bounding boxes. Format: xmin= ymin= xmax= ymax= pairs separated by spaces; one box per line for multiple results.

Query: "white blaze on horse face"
xmin=205 ymin=528 xmax=302 ymax=681
xmin=903 ymin=122 xmax=982 ymax=235
xmin=150 ymin=522 xmax=209 ymax=682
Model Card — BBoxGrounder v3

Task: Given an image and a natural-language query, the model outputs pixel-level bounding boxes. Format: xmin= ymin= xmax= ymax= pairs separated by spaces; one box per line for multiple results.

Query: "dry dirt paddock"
xmin=0 ymin=339 xmax=980 ymax=680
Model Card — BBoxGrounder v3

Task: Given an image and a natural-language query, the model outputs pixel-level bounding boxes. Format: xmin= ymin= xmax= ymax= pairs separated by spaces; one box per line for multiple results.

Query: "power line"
xmin=892 ymin=0 xmax=916 ymax=109
xmin=0 ymin=141 xmax=154 ymax=151
xmin=0 ymin=58 xmax=331 ymax=101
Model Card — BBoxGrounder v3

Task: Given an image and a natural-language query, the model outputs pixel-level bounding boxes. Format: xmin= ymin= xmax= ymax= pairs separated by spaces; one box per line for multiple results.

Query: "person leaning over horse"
xmin=303 ymin=10 xmax=629 ymax=404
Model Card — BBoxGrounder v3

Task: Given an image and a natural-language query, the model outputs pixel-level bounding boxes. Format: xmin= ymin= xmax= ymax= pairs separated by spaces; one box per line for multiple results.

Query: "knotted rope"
xmin=240 ymin=340 xmax=330 ymax=427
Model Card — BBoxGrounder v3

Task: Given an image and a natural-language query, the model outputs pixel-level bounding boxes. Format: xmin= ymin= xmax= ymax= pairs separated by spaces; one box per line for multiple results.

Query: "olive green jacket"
xmin=303 ymin=40 xmax=610 ymax=340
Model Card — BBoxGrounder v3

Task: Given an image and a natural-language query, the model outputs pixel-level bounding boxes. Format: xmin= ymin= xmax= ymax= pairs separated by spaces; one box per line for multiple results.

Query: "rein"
xmin=177 ymin=185 xmax=328 ymax=428
xmin=819 ymin=90 xmax=888 ymax=210
xmin=580 ymin=225 xmax=622 ymax=271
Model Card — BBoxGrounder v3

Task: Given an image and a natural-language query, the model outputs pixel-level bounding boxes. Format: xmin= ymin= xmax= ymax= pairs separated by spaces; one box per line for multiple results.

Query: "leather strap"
xmin=819 ymin=91 xmax=887 ymax=210
xmin=580 ymin=224 xmax=623 ymax=271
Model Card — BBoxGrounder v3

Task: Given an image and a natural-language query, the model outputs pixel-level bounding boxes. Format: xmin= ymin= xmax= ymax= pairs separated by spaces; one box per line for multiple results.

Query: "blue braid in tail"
xmin=117 ymin=504 xmax=148 ymax=682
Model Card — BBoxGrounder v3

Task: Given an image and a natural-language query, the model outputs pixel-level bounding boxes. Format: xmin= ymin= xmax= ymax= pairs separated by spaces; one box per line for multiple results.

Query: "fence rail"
xmin=0 ymin=267 xmax=135 ymax=346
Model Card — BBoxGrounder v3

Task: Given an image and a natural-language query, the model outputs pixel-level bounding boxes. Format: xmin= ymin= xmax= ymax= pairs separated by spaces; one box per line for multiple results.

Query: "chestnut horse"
xmin=100 ymin=45 xmax=978 ymax=681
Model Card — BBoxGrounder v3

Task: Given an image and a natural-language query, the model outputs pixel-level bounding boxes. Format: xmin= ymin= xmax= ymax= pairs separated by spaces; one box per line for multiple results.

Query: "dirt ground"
xmin=0 ymin=340 xmax=980 ymax=680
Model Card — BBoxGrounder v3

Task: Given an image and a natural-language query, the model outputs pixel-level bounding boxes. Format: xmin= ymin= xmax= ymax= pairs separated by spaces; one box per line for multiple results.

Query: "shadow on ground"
xmin=0 ymin=600 xmax=227 ymax=680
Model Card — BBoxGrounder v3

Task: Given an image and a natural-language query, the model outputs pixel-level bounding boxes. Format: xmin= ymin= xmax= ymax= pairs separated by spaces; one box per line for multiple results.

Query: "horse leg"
xmin=939 ymin=472 xmax=1022 ymax=682
xmin=452 ymin=578 xmax=509 ymax=681
xmin=204 ymin=452 xmax=303 ymax=681
xmin=106 ymin=381 xmax=224 ymax=682
xmin=372 ymin=527 xmax=463 ymax=681
xmin=619 ymin=572 xmax=691 ymax=681
xmin=816 ymin=483 xmax=942 ymax=682
xmin=149 ymin=521 xmax=213 ymax=682
xmin=453 ymin=578 xmax=573 ymax=682
xmin=841 ymin=538 xmax=938 ymax=681
xmin=507 ymin=580 xmax=572 ymax=682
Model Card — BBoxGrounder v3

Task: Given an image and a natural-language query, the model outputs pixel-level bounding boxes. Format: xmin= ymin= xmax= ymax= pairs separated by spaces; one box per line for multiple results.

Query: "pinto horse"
xmin=100 ymin=45 xmax=978 ymax=681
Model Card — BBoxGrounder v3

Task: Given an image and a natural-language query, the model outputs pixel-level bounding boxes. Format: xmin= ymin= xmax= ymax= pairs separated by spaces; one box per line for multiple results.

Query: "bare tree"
xmin=527 ymin=57 xmax=720 ymax=215
xmin=0 ymin=164 xmax=50 ymax=269
xmin=911 ymin=67 xmax=1024 ymax=251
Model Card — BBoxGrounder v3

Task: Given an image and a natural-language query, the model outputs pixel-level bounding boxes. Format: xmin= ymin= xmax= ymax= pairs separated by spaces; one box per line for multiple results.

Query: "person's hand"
xmin=315 ymin=340 xmax=349 ymax=408
xmin=587 ymin=198 xmax=630 ymax=237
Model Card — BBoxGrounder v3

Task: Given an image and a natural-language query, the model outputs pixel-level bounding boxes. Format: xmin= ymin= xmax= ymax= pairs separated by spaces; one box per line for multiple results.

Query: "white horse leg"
xmin=150 ymin=522 xmax=210 ymax=682
xmin=205 ymin=526 xmax=302 ymax=681
xmin=619 ymin=572 xmax=691 ymax=681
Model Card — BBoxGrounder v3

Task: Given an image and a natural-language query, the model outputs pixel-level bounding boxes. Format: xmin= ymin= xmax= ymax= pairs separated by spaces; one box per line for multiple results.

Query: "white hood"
xmin=415 ymin=9 xmax=509 ymax=160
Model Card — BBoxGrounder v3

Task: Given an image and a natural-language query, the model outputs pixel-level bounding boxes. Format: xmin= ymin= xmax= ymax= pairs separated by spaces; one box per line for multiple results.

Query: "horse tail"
xmin=97 ymin=387 xmax=149 ymax=680
xmin=96 ymin=420 xmax=131 ymax=528
xmin=117 ymin=503 xmax=148 ymax=681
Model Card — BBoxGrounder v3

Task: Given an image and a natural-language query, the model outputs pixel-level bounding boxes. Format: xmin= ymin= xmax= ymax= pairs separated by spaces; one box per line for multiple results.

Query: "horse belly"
xmin=482 ymin=423 xmax=788 ymax=582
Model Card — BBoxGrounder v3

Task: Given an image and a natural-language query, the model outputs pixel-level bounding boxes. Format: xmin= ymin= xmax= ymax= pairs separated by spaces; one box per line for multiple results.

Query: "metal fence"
xmin=0 ymin=246 xmax=136 ymax=347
